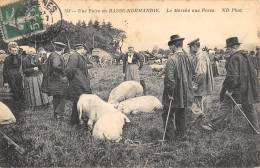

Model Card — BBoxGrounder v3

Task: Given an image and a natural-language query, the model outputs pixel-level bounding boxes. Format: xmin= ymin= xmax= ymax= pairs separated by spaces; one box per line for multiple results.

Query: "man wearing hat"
xmin=256 ymin=46 xmax=260 ymax=83
xmin=203 ymin=37 xmax=260 ymax=133
xmin=42 ymin=42 xmax=68 ymax=119
xmin=123 ymin=45 xmax=143 ymax=82
xmin=65 ymin=43 xmax=93 ymax=125
xmin=3 ymin=42 xmax=25 ymax=111
xmin=162 ymin=34 xmax=194 ymax=142
xmin=188 ymin=38 xmax=214 ymax=125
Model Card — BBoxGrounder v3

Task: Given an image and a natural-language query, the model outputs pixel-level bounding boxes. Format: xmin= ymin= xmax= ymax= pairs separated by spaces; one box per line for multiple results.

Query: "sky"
xmin=2 ymin=0 xmax=260 ymax=51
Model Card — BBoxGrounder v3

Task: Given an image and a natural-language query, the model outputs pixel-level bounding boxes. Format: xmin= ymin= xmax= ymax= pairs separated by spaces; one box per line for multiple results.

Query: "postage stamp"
xmin=0 ymin=0 xmax=63 ymax=43
xmin=0 ymin=0 xmax=45 ymax=42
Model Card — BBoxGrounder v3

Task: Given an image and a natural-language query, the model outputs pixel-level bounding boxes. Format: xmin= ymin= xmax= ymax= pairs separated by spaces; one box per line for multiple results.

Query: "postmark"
xmin=0 ymin=0 xmax=63 ymax=43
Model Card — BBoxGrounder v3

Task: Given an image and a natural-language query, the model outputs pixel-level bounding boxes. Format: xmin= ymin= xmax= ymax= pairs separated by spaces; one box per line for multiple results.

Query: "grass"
xmin=0 ymin=62 xmax=260 ymax=167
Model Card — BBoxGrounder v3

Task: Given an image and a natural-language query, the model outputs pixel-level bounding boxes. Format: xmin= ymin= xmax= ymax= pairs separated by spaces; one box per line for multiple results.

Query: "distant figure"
xmin=249 ymin=51 xmax=257 ymax=73
xmin=162 ymin=34 xmax=194 ymax=142
xmin=23 ymin=47 xmax=49 ymax=108
xmin=208 ymin=51 xmax=219 ymax=77
xmin=203 ymin=37 xmax=260 ymax=133
xmin=41 ymin=42 xmax=68 ymax=119
xmin=123 ymin=46 xmax=143 ymax=82
xmin=188 ymin=38 xmax=214 ymax=124
xmin=37 ymin=47 xmax=48 ymax=64
xmin=256 ymin=46 xmax=260 ymax=82
xmin=65 ymin=44 xmax=93 ymax=125
xmin=114 ymin=47 xmax=122 ymax=65
xmin=3 ymin=42 xmax=24 ymax=111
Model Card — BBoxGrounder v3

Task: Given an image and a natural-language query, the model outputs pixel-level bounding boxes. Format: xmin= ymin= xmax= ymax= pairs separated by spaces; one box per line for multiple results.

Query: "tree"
xmin=158 ymin=48 xmax=164 ymax=55
xmin=164 ymin=49 xmax=171 ymax=57
xmin=152 ymin=46 xmax=158 ymax=54
xmin=106 ymin=21 xmax=113 ymax=31
xmin=82 ymin=20 xmax=87 ymax=28
xmin=93 ymin=20 xmax=100 ymax=30
xmin=88 ymin=19 xmax=93 ymax=27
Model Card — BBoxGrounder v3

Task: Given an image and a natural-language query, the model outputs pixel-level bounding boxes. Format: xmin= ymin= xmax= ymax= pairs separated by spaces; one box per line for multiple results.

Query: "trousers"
xmin=71 ymin=98 xmax=80 ymax=125
xmin=162 ymin=106 xmax=186 ymax=141
xmin=211 ymin=94 xmax=260 ymax=132
xmin=52 ymin=95 xmax=66 ymax=117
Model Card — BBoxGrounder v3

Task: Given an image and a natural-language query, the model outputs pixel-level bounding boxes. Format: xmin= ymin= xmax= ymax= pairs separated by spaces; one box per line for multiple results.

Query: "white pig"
xmin=77 ymin=94 xmax=118 ymax=129
xmin=108 ymin=81 xmax=143 ymax=108
xmin=0 ymin=101 xmax=16 ymax=125
xmin=117 ymin=96 xmax=163 ymax=114
xmin=92 ymin=111 xmax=130 ymax=142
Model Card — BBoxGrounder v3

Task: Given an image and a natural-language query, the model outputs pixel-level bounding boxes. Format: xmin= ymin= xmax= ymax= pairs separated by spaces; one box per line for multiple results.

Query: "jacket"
xmin=65 ymin=51 xmax=93 ymax=100
xmin=41 ymin=51 xmax=68 ymax=95
xmin=191 ymin=50 xmax=214 ymax=96
xmin=220 ymin=50 xmax=260 ymax=104
xmin=123 ymin=52 xmax=143 ymax=73
xmin=162 ymin=51 xmax=194 ymax=108
xmin=22 ymin=55 xmax=42 ymax=77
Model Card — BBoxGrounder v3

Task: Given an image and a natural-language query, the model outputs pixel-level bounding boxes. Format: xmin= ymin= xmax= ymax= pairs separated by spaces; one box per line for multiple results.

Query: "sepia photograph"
xmin=0 ymin=0 xmax=260 ymax=167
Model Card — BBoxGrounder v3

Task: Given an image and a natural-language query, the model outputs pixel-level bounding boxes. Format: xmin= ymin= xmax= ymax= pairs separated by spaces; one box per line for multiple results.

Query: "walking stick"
xmin=0 ymin=130 xmax=25 ymax=154
xmin=229 ymin=96 xmax=260 ymax=135
xmin=161 ymin=98 xmax=173 ymax=146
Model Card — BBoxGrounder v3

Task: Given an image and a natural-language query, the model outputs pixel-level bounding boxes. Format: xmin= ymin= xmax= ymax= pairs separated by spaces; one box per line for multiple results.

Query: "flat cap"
xmin=187 ymin=38 xmax=200 ymax=46
xmin=54 ymin=42 xmax=67 ymax=48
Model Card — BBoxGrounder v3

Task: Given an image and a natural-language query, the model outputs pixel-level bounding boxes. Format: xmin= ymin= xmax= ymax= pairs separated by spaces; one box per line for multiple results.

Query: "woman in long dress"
xmin=122 ymin=46 xmax=143 ymax=82
xmin=23 ymin=47 xmax=49 ymax=108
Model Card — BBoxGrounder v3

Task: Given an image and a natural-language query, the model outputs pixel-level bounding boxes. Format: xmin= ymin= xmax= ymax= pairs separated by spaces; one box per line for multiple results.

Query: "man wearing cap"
xmin=162 ymin=34 xmax=194 ymax=142
xmin=188 ymin=38 xmax=214 ymax=125
xmin=65 ymin=44 xmax=93 ymax=125
xmin=3 ymin=42 xmax=25 ymax=111
xmin=42 ymin=42 xmax=68 ymax=119
xmin=256 ymin=46 xmax=260 ymax=82
xmin=203 ymin=37 xmax=260 ymax=133
xmin=123 ymin=46 xmax=143 ymax=82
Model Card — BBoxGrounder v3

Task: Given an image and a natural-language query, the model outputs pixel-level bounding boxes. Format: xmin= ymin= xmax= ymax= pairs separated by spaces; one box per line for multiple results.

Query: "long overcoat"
xmin=191 ymin=50 xmax=214 ymax=96
xmin=162 ymin=51 xmax=194 ymax=108
xmin=41 ymin=52 xmax=68 ymax=96
xmin=65 ymin=51 xmax=93 ymax=100
xmin=220 ymin=50 xmax=260 ymax=104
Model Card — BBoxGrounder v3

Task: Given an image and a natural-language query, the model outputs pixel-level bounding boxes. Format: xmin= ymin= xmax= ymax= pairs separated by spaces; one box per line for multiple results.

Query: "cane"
xmin=229 ymin=95 xmax=260 ymax=135
xmin=161 ymin=98 xmax=173 ymax=146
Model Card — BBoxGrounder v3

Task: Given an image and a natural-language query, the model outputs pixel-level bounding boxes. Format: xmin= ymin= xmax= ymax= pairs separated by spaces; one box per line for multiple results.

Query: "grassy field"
xmin=0 ymin=62 xmax=260 ymax=167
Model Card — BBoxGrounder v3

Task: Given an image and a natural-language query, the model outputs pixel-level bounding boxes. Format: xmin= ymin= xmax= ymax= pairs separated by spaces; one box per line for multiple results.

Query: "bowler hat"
xmin=168 ymin=34 xmax=185 ymax=46
xmin=225 ymin=37 xmax=241 ymax=48
xmin=187 ymin=38 xmax=200 ymax=46
xmin=54 ymin=42 xmax=67 ymax=48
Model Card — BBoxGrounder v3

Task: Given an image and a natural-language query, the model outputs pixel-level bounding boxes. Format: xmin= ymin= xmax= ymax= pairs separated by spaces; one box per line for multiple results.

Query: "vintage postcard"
xmin=0 ymin=0 xmax=260 ymax=167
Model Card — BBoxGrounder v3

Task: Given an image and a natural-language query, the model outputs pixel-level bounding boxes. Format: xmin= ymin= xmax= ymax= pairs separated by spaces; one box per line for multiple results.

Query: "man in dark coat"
xmin=3 ymin=42 xmax=25 ymax=111
xmin=65 ymin=44 xmax=93 ymax=125
xmin=203 ymin=37 xmax=260 ymax=133
xmin=41 ymin=42 xmax=68 ymax=119
xmin=162 ymin=35 xmax=194 ymax=142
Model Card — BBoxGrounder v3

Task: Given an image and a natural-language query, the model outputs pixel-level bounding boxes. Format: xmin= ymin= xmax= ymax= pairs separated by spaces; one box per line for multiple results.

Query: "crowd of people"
xmin=1 ymin=34 xmax=260 ymax=143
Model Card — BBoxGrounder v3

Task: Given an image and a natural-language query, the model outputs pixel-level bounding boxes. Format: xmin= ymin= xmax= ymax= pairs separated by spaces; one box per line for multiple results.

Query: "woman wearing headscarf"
xmin=23 ymin=47 xmax=49 ymax=108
